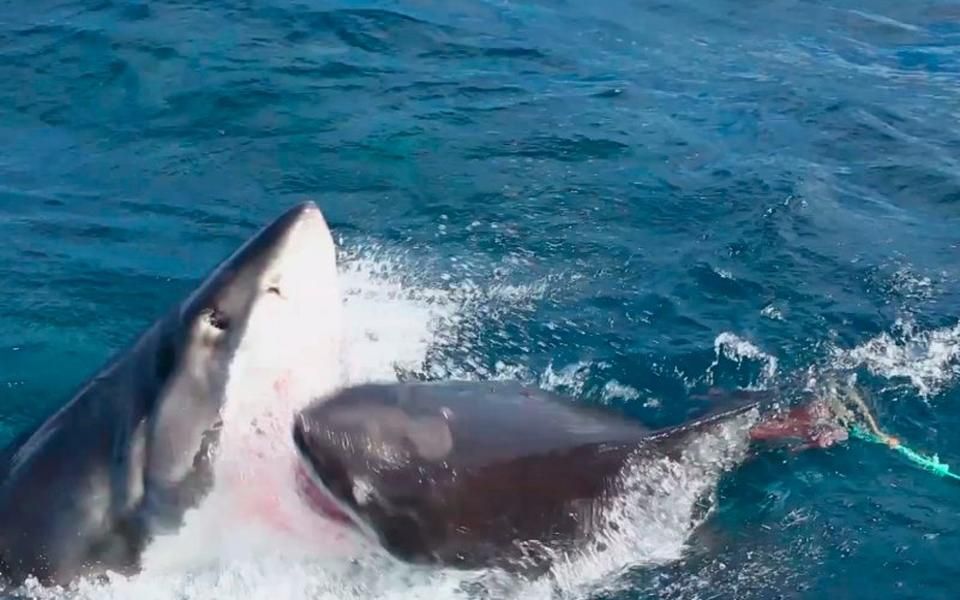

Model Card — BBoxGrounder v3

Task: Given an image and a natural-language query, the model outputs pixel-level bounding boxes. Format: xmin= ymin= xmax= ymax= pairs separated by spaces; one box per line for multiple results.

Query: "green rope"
xmin=848 ymin=425 xmax=960 ymax=482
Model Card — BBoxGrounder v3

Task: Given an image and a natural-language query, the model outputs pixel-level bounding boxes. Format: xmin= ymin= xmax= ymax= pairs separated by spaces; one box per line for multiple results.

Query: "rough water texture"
xmin=1 ymin=0 xmax=959 ymax=598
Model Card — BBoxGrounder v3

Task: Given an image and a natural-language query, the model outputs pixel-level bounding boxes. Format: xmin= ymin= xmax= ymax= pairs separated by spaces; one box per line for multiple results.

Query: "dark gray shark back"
xmin=325 ymin=380 xmax=653 ymax=463
xmin=0 ymin=320 xmax=173 ymax=585
xmin=294 ymin=380 xmax=763 ymax=574
xmin=0 ymin=201 xmax=329 ymax=588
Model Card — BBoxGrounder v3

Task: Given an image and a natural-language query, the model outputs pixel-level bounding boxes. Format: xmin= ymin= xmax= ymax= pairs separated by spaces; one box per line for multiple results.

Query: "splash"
xmin=13 ymin=243 xmax=770 ymax=600
xmin=601 ymin=380 xmax=641 ymax=404
xmin=830 ymin=317 xmax=960 ymax=399
xmin=337 ymin=251 xmax=459 ymax=384
xmin=548 ymin=411 xmax=760 ymax=600
xmin=708 ymin=332 xmax=779 ymax=389
xmin=539 ymin=361 xmax=595 ymax=397
xmin=760 ymin=304 xmax=784 ymax=321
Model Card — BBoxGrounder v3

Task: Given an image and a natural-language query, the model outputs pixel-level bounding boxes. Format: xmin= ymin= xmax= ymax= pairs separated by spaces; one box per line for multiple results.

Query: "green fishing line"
xmin=848 ymin=425 xmax=960 ymax=482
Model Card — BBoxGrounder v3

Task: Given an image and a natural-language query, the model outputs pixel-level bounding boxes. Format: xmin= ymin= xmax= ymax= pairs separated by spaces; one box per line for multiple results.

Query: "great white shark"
xmin=0 ymin=201 xmax=344 ymax=587
xmin=292 ymin=380 xmax=845 ymax=576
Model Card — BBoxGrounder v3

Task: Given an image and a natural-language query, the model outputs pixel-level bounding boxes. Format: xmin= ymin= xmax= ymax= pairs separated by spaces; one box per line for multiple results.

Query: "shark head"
xmin=142 ymin=200 xmax=344 ymax=521
xmin=0 ymin=201 xmax=346 ymax=586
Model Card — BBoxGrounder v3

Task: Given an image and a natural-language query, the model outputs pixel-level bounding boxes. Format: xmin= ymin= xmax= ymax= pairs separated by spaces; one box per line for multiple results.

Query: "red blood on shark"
xmin=294 ymin=463 xmax=354 ymax=525
xmin=750 ymin=401 xmax=848 ymax=449
xmin=217 ymin=372 xmax=352 ymax=541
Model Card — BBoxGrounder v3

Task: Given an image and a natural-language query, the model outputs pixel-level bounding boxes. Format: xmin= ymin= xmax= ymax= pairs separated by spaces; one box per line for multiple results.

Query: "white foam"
xmin=830 ymin=317 xmax=960 ymax=399
xmin=337 ymin=252 xmax=458 ymax=384
xmin=547 ymin=411 xmax=760 ymax=600
xmin=17 ymin=243 xmax=767 ymax=600
xmin=888 ymin=267 xmax=936 ymax=304
xmin=601 ymin=380 xmax=641 ymax=404
xmin=760 ymin=304 xmax=784 ymax=321
xmin=708 ymin=332 xmax=779 ymax=389
xmin=539 ymin=361 xmax=595 ymax=397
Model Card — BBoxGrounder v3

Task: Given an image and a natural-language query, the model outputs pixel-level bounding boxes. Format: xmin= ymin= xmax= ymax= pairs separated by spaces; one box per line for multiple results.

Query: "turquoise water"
xmin=2 ymin=0 xmax=960 ymax=598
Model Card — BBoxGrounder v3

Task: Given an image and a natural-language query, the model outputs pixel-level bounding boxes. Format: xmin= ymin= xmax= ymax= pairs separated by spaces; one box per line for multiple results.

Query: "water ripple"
xmin=2 ymin=0 xmax=960 ymax=597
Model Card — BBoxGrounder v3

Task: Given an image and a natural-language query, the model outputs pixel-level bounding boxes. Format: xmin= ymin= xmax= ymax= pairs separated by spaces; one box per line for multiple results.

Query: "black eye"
xmin=203 ymin=308 xmax=230 ymax=331
xmin=266 ymin=286 xmax=281 ymax=295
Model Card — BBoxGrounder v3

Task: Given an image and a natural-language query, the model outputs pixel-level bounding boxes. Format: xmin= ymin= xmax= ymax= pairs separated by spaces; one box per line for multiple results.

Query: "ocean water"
xmin=1 ymin=0 xmax=959 ymax=598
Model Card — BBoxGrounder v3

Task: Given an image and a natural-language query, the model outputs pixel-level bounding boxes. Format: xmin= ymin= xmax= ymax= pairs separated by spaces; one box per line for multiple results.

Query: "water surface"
xmin=1 ymin=0 xmax=959 ymax=598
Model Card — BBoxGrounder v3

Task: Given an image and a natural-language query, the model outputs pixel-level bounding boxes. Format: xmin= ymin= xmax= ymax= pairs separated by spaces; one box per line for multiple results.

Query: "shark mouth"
xmin=291 ymin=425 xmax=383 ymax=547
xmin=293 ymin=460 xmax=354 ymax=526
xmin=292 ymin=454 xmax=391 ymax=561
xmin=291 ymin=419 xmax=354 ymax=526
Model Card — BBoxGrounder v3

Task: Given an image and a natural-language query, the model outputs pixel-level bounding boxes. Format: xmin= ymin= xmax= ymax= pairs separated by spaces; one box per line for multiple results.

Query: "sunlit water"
xmin=2 ymin=0 xmax=959 ymax=598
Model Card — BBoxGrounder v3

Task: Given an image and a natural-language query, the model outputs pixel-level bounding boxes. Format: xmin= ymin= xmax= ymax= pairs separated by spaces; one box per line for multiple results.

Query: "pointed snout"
xmin=208 ymin=200 xmax=329 ymax=279
xmin=180 ymin=200 xmax=335 ymax=319
xmin=254 ymin=200 xmax=326 ymax=248
xmin=284 ymin=200 xmax=323 ymax=224
xmin=227 ymin=201 xmax=333 ymax=278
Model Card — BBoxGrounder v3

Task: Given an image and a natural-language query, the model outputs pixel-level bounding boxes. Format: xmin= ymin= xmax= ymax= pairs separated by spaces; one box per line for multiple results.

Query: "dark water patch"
xmin=270 ymin=7 xmax=457 ymax=55
xmin=16 ymin=218 xmax=137 ymax=245
xmin=420 ymin=43 xmax=548 ymax=62
xmin=272 ymin=60 xmax=385 ymax=79
xmin=110 ymin=198 xmax=257 ymax=231
xmin=465 ymin=135 xmax=630 ymax=162
xmin=118 ymin=2 xmax=151 ymax=21
xmin=861 ymin=163 xmax=960 ymax=211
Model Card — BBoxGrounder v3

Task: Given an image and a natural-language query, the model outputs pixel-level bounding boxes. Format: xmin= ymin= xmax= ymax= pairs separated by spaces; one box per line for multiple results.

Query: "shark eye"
xmin=201 ymin=308 xmax=230 ymax=331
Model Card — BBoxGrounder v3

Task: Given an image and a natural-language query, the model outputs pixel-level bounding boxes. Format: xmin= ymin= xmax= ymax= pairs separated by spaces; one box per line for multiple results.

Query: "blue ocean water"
xmin=1 ymin=0 xmax=959 ymax=598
